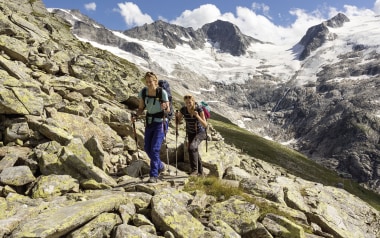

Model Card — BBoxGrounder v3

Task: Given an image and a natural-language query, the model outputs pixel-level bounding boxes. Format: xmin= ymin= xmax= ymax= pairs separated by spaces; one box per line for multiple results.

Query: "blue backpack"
xmin=142 ymin=79 xmax=174 ymax=121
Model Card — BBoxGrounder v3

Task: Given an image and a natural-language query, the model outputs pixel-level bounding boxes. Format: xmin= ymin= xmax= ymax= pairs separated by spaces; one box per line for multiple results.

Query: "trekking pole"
xmin=132 ymin=113 xmax=143 ymax=180
xmin=175 ymin=110 xmax=179 ymax=176
xmin=184 ymin=132 xmax=187 ymax=171
xmin=163 ymin=113 xmax=170 ymax=176
xmin=205 ymin=125 xmax=208 ymax=153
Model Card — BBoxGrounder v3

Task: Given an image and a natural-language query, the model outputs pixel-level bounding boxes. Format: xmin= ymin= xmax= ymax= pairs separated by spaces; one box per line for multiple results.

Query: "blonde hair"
xmin=144 ymin=71 xmax=158 ymax=86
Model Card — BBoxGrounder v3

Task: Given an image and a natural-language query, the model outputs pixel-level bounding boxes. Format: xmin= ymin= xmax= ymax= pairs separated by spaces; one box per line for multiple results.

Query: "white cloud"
xmin=375 ymin=0 xmax=380 ymax=14
xmin=340 ymin=5 xmax=376 ymax=17
xmin=223 ymin=7 xmax=279 ymax=41
xmin=117 ymin=2 xmax=153 ymax=28
xmin=251 ymin=2 xmax=271 ymax=19
xmin=170 ymin=4 xmax=222 ymax=29
xmin=84 ymin=2 xmax=96 ymax=11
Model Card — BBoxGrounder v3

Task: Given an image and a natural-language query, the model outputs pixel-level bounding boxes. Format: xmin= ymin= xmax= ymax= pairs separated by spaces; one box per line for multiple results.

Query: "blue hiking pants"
xmin=144 ymin=121 xmax=167 ymax=177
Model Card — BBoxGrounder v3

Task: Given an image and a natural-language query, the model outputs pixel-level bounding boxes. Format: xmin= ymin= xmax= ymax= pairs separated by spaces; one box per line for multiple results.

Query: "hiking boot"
xmin=189 ymin=171 xmax=198 ymax=176
xmin=148 ymin=177 xmax=158 ymax=183
xmin=159 ymin=164 xmax=167 ymax=175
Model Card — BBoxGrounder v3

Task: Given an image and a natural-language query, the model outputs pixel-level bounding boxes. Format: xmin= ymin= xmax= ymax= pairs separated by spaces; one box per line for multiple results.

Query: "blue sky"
xmin=42 ymin=0 xmax=380 ymax=44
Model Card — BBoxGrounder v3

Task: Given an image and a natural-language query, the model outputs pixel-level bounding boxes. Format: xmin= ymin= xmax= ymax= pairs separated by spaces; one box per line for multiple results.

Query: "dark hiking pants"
xmin=188 ymin=130 xmax=207 ymax=174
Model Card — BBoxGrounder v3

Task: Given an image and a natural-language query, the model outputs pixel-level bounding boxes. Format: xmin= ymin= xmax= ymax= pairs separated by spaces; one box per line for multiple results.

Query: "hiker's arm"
xmin=176 ymin=110 xmax=183 ymax=122
xmin=136 ymin=98 xmax=145 ymax=115
xmin=195 ymin=111 xmax=208 ymax=128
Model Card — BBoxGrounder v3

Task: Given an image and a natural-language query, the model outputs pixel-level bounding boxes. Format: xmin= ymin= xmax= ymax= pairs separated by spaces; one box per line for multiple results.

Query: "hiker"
xmin=134 ymin=71 xmax=170 ymax=183
xmin=176 ymin=94 xmax=208 ymax=176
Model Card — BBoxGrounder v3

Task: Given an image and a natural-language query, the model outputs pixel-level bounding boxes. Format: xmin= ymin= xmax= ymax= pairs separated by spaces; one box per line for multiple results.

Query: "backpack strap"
xmin=156 ymin=87 xmax=163 ymax=103
xmin=143 ymin=87 xmax=167 ymax=126
xmin=142 ymin=87 xmax=163 ymax=106
xmin=142 ymin=87 xmax=147 ymax=108
xmin=196 ymin=104 xmax=208 ymax=152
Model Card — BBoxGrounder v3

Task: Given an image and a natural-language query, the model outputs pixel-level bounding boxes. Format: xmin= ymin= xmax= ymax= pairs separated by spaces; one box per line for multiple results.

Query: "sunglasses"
xmin=145 ymin=72 xmax=156 ymax=77
xmin=184 ymin=96 xmax=192 ymax=100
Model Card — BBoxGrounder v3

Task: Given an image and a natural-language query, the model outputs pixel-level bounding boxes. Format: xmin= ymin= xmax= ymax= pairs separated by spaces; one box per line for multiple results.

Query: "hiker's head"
xmin=184 ymin=94 xmax=195 ymax=102
xmin=184 ymin=94 xmax=195 ymax=109
xmin=144 ymin=71 xmax=158 ymax=87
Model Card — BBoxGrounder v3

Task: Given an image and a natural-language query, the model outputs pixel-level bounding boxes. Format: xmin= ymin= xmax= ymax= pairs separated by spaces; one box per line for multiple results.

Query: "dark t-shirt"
xmin=180 ymin=106 xmax=205 ymax=134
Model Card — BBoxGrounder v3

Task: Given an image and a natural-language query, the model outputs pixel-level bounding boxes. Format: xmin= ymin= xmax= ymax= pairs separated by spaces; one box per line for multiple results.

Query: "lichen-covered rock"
xmin=208 ymin=220 xmax=241 ymax=238
xmin=209 ymin=196 xmax=260 ymax=236
xmin=151 ymin=190 xmax=207 ymax=237
xmin=113 ymin=223 xmax=158 ymax=238
xmin=80 ymin=179 xmax=112 ymax=190
xmin=9 ymin=193 xmax=129 ymax=238
xmin=118 ymin=202 xmax=137 ymax=223
xmin=0 ymin=35 xmax=29 ymax=63
xmin=31 ymin=174 xmax=79 ymax=199
xmin=66 ymin=212 xmax=122 ymax=238
xmin=0 ymin=166 xmax=35 ymax=186
xmin=277 ymin=176 xmax=380 ymax=238
xmin=0 ymin=86 xmax=30 ymax=115
xmin=60 ymin=138 xmax=117 ymax=186
xmin=262 ymin=213 xmax=305 ymax=238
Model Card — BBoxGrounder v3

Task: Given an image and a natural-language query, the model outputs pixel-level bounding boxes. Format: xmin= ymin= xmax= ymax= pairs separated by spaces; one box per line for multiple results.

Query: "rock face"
xmin=58 ymin=9 xmax=262 ymax=58
xmin=123 ymin=20 xmax=206 ymax=50
xmin=298 ymin=13 xmax=350 ymax=60
xmin=51 ymin=9 xmax=151 ymax=61
xmin=0 ymin=1 xmax=380 ymax=237
xmin=123 ymin=19 xmax=261 ymax=56
xmin=201 ymin=20 xmax=259 ymax=56
xmin=125 ymin=19 xmax=261 ymax=56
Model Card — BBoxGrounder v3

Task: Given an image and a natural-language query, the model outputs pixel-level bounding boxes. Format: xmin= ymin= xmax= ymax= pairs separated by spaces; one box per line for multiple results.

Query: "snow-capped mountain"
xmin=51 ymin=8 xmax=380 ymax=193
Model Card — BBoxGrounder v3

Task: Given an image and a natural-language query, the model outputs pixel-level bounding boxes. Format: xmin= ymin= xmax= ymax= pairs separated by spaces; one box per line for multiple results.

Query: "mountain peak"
xmin=201 ymin=19 xmax=261 ymax=56
xmin=298 ymin=13 xmax=349 ymax=60
xmin=326 ymin=12 xmax=350 ymax=28
xmin=123 ymin=20 xmax=205 ymax=49
xmin=123 ymin=19 xmax=261 ymax=56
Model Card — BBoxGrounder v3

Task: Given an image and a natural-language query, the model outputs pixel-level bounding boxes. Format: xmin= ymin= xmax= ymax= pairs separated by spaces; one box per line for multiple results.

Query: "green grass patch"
xmin=184 ymin=176 xmax=243 ymax=200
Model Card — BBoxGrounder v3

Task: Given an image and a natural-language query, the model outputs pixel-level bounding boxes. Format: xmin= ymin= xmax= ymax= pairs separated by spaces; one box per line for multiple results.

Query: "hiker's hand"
xmin=131 ymin=113 xmax=138 ymax=121
xmin=175 ymin=110 xmax=181 ymax=122
xmin=161 ymin=102 xmax=169 ymax=112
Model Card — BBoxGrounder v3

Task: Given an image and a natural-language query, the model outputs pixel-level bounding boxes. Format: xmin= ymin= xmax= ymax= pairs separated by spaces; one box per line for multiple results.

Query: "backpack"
xmin=197 ymin=101 xmax=211 ymax=152
xmin=142 ymin=79 xmax=174 ymax=122
xmin=200 ymin=101 xmax=211 ymax=120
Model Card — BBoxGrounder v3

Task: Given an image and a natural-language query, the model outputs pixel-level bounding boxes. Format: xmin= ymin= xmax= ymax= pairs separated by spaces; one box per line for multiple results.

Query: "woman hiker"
xmin=176 ymin=94 xmax=208 ymax=176
xmin=134 ymin=72 xmax=170 ymax=183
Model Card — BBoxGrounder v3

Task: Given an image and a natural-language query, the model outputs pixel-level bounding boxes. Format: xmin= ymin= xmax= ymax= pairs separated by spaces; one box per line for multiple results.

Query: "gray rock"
xmin=0 ymin=166 xmax=35 ymax=186
xmin=31 ymin=174 xmax=79 ymax=199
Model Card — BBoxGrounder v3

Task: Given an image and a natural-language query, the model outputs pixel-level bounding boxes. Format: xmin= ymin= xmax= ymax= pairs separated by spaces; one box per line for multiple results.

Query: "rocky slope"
xmin=0 ymin=1 xmax=379 ymax=237
xmin=55 ymin=8 xmax=380 ymax=194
